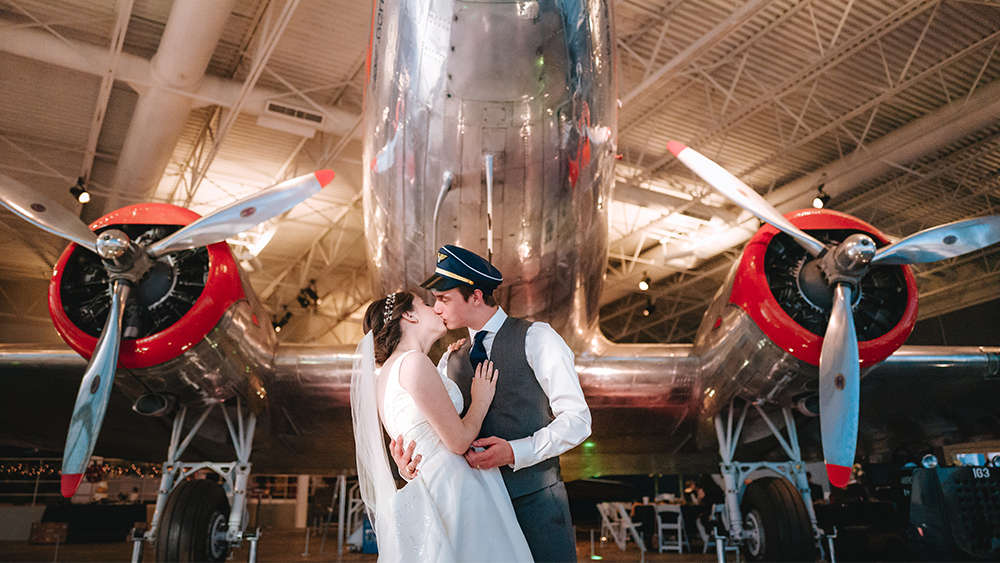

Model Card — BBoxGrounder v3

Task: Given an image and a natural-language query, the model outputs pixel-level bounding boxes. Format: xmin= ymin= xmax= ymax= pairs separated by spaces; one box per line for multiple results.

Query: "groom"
xmin=392 ymin=244 xmax=591 ymax=562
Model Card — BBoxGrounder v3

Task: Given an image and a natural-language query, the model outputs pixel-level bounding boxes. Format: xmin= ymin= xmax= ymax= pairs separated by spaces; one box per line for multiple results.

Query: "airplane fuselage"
xmin=363 ymin=0 xmax=617 ymax=349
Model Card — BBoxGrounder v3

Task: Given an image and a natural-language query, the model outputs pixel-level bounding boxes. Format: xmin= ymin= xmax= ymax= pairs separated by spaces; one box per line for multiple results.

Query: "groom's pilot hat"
xmin=420 ymin=245 xmax=503 ymax=295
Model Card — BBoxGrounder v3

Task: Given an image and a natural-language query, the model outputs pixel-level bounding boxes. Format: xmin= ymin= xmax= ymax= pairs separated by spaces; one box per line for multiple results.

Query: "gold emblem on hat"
xmin=437 ymin=252 xmax=447 ymax=262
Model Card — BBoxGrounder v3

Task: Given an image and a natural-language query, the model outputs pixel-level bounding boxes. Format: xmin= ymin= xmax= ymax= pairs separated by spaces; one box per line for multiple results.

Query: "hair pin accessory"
xmin=383 ymin=292 xmax=397 ymax=326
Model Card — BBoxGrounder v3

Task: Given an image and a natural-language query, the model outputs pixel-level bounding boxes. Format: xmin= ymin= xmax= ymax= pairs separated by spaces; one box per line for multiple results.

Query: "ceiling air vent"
xmin=257 ymin=101 xmax=325 ymax=137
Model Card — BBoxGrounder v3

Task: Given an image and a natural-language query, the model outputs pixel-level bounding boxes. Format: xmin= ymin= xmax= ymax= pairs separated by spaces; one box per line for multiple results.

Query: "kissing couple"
xmin=350 ymin=245 xmax=592 ymax=562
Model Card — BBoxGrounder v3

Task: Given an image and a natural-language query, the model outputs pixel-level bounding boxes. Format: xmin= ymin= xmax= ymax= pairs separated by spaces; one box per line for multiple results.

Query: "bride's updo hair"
xmin=362 ymin=291 xmax=416 ymax=364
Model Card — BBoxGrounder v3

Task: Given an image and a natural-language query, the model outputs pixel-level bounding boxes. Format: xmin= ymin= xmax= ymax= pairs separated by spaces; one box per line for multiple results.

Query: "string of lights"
xmin=0 ymin=461 xmax=161 ymax=479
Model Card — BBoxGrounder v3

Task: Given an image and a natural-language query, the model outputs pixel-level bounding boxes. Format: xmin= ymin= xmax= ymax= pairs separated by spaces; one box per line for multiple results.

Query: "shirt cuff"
xmin=437 ymin=350 xmax=451 ymax=374
xmin=508 ymin=437 xmax=534 ymax=472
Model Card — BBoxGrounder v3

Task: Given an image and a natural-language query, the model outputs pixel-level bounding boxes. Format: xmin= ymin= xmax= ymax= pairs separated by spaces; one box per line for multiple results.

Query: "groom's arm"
xmin=507 ymin=322 xmax=591 ymax=472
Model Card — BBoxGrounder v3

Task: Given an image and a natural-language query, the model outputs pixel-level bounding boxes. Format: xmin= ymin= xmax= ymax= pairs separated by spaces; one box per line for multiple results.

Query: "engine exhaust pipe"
xmin=795 ymin=394 xmax=820 ymax=417
xmin=132 ymin=393 xmax=175 ymax=417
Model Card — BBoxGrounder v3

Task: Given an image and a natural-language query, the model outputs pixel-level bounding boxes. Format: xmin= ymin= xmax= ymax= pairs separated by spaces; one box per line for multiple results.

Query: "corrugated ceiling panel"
xmin=0 ymin=54 xmax=99 ymax=147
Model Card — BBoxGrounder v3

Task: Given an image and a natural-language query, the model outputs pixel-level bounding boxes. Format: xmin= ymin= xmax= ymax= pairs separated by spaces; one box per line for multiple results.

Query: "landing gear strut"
xmin=130 ymin=398 xmax=260 ymax=562
xmin=712 ymin=400 xmax=837 ymax=562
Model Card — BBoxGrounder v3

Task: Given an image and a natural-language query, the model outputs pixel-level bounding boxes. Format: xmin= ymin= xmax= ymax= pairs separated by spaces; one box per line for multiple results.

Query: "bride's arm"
xmin=398 ymin=354 xmax=498 ymax=455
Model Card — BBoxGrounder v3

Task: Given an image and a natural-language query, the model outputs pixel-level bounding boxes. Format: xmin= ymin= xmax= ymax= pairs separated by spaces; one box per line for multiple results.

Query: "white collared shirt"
xmin=440 ymin=307 xmax=592 ymax=472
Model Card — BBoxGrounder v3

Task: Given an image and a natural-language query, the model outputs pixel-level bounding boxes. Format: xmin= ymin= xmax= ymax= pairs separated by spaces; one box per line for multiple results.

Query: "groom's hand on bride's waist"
xmin=390 ymin=434 xmax=422 ymax=480
xmin=464 ymin=436 xmax=514 ymax=470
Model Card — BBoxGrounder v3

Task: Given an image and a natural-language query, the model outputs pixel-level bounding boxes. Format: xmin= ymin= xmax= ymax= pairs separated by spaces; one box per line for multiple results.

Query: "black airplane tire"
xmin=740 ymin=477 xmax=815 ymax=561
xmin=155 ymin=479 xmax=231 ymax=562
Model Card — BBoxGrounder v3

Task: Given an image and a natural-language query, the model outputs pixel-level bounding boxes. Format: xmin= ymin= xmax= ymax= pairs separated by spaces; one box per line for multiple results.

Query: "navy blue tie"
xmin=469 ymin=330 xmax=488 ymax=370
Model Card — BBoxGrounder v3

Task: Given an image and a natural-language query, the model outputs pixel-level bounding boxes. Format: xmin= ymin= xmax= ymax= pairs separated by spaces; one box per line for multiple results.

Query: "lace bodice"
xmin=380 ymin=350 xmax=464 ymax=453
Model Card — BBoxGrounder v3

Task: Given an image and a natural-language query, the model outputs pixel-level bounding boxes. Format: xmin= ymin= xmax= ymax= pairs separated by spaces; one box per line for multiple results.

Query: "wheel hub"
xmin=208 ymin=511 xmax=229 ymax=560
xmin=743 ymin=509 xmax=764 ymax=557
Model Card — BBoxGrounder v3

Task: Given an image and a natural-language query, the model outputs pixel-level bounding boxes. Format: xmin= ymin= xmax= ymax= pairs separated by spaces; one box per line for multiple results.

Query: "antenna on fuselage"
xmin=484 ymin=154 xmax=495 ymax=263
xmin=432 ymin=170 xmax=454 ymax=252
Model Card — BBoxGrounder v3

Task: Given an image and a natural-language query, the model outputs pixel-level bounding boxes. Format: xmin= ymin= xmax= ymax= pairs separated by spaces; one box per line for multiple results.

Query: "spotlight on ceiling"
xmin=272 ymin=309 xmax=292 ymax=333
xmin=304 ymin=281 xmax=318 ymax=302
xmin=641 ymin=298 xmax=655 ymax=318
xmin=297 ymin=279 xmax=321 ymax=309
xmin=638 ymin=274 xmax=651 ymax=292
xmin=70 ymin=178 xmax=91 ymax=204
xmin=812 ymin=183 xmax=831 ymax=209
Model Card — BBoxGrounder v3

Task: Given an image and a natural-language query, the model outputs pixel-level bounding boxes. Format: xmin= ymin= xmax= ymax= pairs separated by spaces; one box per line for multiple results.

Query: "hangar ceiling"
xmin=0 ymin=0 xmax=998 ymax=346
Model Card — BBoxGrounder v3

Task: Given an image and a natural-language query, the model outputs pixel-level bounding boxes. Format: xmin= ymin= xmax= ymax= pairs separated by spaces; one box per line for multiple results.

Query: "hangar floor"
xmin=0 ymin=529 xmax=716 ymax=562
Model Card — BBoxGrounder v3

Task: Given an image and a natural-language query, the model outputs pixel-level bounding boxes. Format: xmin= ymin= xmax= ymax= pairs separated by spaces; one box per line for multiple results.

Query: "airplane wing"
xmin=869 ymin=345 xmax=1000 ymax=378
xmin=856 ymin=345 xmax=1000 ymax=462
xmin=0 ymin=344 xmax=358 ymax=474
xmin=5 ymin=343 xmax=997 ymax=481
xmin=0 ymin=346 xmax=177 ymax=461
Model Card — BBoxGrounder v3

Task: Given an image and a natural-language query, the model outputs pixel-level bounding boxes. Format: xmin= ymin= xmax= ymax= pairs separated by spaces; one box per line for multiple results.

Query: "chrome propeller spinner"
xmin=826 ymin=233 xmax=876 ymax=275
xmin=95 ymin=229 xmax=131 ymax=260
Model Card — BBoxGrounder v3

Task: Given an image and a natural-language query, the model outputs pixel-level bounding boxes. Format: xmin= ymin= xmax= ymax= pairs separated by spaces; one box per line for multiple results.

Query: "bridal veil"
xmin=350 ymin=331 xmax=400 ymax=558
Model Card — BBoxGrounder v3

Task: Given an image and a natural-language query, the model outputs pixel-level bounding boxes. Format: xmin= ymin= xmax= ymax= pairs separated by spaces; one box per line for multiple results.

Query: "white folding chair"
xmin=696 ymin=515 xmax=712 ymax=552
xmin=596 ymin=502 xmax=626 ymax=550
xmin=654 ymin=503 xmax=688 ymax=553
xmin=613 ymin=502 xmax=646 ymax=553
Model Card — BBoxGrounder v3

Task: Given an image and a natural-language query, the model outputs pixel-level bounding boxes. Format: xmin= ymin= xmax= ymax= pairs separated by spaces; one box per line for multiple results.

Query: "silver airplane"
xmin=2 ymin=1 xmax=1000 ymax=561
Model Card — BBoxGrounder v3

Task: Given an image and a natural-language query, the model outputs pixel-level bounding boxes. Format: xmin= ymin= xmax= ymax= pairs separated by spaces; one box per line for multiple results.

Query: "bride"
xmin=351 ymin=290 xmax=533 ymax=562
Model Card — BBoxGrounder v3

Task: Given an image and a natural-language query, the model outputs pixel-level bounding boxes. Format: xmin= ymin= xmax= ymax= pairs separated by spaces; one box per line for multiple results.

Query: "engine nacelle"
xmin=47 ymin=203 xmax=276 ymax=408
xmin=693 ymin=209 xmax=919 ymax=415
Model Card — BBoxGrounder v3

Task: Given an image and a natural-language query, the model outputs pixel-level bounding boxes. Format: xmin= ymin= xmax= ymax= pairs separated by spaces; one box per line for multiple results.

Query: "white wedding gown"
xmin=377 ymin=350 xmax=533 ymax=562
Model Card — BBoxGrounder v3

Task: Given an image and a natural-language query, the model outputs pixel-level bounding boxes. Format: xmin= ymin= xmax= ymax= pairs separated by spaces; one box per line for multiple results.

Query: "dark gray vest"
xmin=448 ymin=316 xmax=561 ymax=499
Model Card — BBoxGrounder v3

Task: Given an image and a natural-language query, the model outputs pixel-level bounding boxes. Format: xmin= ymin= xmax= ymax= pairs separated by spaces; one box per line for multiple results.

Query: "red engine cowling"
xmin=730 ymin=209 xmax=919 ymax=367
xmin=47 ymin=203 xmax=245 ymax=369
xmin=692 ymin=209 xmax=920 ymax=417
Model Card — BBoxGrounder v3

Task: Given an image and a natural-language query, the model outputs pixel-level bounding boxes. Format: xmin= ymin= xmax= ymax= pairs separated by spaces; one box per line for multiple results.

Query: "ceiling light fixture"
xmin=272 ymin=309 xmax=292 ymax=333
xmin=812 ymin=183 xmax=830 ymax=209
xmin=70 ymin=178 xmax=91 ymax=204
xmin=638 ymin=274 xmax=651 ymax=292
xmin=641 ymin=298 xmax=655 ymax=317
xmin=297 ymin=279 xmax=320 ymax=309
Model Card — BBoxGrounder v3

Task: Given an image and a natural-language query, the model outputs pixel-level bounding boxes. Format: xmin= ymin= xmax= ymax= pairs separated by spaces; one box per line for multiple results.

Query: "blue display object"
xmin=361 ymin=514 xmax=378 ymax=554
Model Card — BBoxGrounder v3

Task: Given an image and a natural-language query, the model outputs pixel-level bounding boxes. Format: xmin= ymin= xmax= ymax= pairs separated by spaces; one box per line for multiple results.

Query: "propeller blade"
xmin=872 ymin=215 xmax=1000 ymax=265
xmin=818 ymin=283 xmax=860 ymax=489
xmin=0 ymin=173 xmax=98 ymax=253
xmin=60 ymin=280 xmax=130 ymax=498
xmin=667 ymin=141 xmax=826 ymax=256
xmin=147 ymin=170 xmax=335 ymax=258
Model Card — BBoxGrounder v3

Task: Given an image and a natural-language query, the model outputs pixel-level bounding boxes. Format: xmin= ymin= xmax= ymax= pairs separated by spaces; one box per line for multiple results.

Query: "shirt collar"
xmin=469 ymin=307 xmax=507 ymax=340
